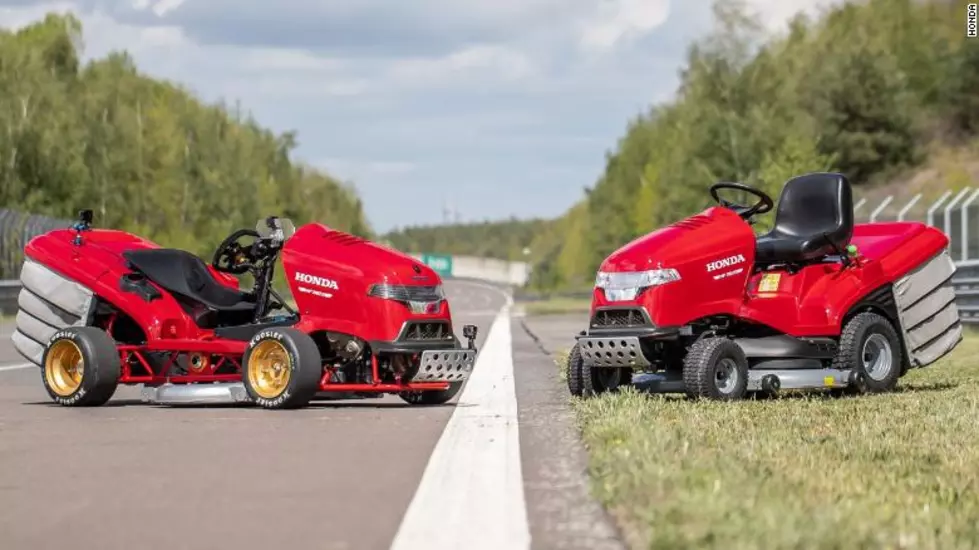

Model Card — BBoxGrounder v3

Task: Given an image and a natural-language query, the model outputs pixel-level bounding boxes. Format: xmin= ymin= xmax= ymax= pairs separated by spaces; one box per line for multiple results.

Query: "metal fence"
xmin=853 ymin=188 xmax=979 ymax=262
xmin=0 ymin=209 xmax=71 ymax=316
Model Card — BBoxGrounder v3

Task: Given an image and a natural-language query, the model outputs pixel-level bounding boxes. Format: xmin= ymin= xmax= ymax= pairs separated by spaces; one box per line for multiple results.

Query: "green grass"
xmin=560 ymin=333 xmax=979 ymax=550
xmin=521 ymin=297 xmax=592 ymax=316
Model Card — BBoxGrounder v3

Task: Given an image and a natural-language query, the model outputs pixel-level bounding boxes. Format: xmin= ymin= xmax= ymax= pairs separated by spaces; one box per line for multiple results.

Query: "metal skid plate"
xmin=413 ymin=349 xmax=477 ymax=382
xmin=579 ymin=336 xmax=651 ymax=368
xmin=141 ymin=382 xmax=252 ymax=405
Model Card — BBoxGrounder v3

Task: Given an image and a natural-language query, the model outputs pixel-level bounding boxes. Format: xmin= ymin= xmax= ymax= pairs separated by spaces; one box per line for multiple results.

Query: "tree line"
xmin=0 ymin=14 xmax=371 ymax=261
xmin=382 ymin=217 xmax=551 ymax=262
xmin=386 ymin=0 xmax=979 ymax=291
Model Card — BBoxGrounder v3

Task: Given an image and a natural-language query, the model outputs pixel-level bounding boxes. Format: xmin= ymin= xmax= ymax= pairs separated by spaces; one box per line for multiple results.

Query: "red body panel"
xmin=593 ymin=208 xmax=950 ymax=337
xmin=24 ymin=228 xmax=242 ymax=346
xmin=23 ymin=223 xmax=456 ymax=392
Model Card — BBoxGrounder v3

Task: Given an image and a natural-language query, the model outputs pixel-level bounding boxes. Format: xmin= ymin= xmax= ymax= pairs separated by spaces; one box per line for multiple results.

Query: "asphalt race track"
xmin=0 ymin=280 xmax=621 ymax=550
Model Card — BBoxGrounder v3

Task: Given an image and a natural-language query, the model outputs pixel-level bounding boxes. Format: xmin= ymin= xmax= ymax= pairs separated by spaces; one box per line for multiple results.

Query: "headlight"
xmin=368 ymin=283 xmax=445 ymax=313
xmin=595 ymin=269 xmax=680 ymax=301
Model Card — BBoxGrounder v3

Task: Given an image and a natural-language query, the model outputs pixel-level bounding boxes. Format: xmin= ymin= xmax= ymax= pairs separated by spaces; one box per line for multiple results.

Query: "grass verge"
xmin=561 ymin=332 xmax=979 ymax=550
xmin=521 ymin=297 xmax=592 ymax=316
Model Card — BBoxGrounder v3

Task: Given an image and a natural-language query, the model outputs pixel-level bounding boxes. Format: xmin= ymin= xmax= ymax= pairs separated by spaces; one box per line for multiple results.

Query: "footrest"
xmin=413 ymin=349 xmax=477 ymax=382
xmin=579 ymin=336 xmax=650 ymax=368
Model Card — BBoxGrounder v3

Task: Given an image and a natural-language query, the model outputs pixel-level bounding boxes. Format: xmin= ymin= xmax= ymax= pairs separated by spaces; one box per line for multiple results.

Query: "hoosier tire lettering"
xmin=40 ymin=326 xmax=120 ymax=407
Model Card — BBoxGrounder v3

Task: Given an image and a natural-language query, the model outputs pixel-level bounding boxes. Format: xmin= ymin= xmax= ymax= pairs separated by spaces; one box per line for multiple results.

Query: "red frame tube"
xmin=111 ymin=344 xmax=452 ymax=393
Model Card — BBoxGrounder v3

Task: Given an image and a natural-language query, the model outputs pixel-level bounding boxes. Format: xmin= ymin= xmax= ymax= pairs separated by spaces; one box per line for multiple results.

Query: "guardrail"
xmin=0 ymin=280 xmax=19 ymax=317
xmin=951 ymin=260 xmax=979 ymax=325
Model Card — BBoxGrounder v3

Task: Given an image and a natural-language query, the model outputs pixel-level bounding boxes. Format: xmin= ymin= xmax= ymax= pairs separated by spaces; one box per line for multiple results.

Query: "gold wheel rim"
xmin=45 ymin=339 xmax=84 ymax=397
xmin=247 ymin=340 xmax=292 ymax=399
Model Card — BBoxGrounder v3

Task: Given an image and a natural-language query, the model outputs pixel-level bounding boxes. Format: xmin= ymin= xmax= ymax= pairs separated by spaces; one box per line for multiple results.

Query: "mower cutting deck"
xmin=567 ymin=172 xmax=963 ymax=400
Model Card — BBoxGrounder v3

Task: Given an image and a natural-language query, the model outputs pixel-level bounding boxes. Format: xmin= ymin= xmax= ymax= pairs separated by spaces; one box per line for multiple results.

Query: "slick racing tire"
xmin=832 ymin=311 xmax=902 ymax=395
xmin=242 ymin=328 xmax=322 ymax=409
xmin=566 ymin=342 xmax=633 ymax=397
xmin=682 ymin=337 xmax=748 ymax=401
xmin=41 ymin=326 xmax=120 ymax=407
xmin=399 ymin=381 xmax=464 ymax=406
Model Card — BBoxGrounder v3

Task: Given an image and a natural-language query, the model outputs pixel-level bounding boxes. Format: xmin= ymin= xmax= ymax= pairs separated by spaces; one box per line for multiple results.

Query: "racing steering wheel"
xmin=212 ymin=228 xmax=262 ymax=274
xmin=709 ymin=182 xmax=775 ymax=219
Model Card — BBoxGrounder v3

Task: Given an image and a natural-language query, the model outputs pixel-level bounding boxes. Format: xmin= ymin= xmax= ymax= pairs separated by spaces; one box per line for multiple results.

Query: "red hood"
xmin=600 ymin=207 xmax=752 ymax=273
xmin=282 ymin=223 xmax=441 ymax=288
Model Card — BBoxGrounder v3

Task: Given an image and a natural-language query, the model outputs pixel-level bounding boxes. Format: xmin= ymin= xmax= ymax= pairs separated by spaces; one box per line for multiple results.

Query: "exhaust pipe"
xmin=141 ymin=382 xmax=252 ymax=405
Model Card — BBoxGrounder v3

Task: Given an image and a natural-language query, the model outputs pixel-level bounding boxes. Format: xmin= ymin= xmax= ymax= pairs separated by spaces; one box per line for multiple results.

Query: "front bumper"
xmin=369 ymin=320 xmax=479 ymax=384
xmin=575 ymin=325 xmax=678 ymax=369
xmin=577 ymin=335 xmax=651 ymax=368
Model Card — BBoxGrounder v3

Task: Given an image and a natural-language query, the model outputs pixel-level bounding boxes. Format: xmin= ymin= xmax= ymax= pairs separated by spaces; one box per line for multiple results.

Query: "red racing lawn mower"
xmin=567 ymin=172 xmax=963 ymax=400
xmin=11 ymin=214 xmax=479 ymax=409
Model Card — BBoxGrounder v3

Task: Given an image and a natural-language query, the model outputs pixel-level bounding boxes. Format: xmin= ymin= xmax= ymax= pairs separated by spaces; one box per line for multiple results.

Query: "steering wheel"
xmin=709 ymin=182 xmax=775 ymax=219
xmin=212 ymin=229 xmax=262 ymax=274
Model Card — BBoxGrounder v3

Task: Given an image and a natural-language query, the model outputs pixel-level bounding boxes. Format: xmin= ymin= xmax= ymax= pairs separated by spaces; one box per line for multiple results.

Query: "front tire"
xmin=683 ymin=337 xmax=748 ymax=400
xmin=41 ymin=326 xmax=120 ymax=407
xmin=242 ymin=328 xmax=322 ymax=409
xmin=567 ymin=342 xmax=633 ymax=397
xmin=832 ymin=311 xmax=902 ymax=395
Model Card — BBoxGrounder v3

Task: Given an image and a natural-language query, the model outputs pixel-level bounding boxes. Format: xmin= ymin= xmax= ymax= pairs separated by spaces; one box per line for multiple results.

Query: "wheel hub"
xmin=861 ymin=333 xmax=893 ymax=381
xmin=247 ymin=340 xmax=292 ymax=399
xmin=45 ymin=339 xmax=84 ymax=397
xmin=715 ymin=358 xmax=739 ymax=393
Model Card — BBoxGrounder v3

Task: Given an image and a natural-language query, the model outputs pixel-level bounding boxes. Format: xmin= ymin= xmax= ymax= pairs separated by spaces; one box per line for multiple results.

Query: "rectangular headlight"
xmin=368 ymin=283 xmax=445 ymax=313
xmin=368 ymin=283 xmax=445 ymax=301
xmin=595 ymin=269 xmax=680 ymax=301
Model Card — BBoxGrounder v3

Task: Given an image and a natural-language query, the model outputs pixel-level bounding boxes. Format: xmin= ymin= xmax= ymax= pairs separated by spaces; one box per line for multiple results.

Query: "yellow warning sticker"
xmin=758 ymin=273 xmax=781 ymax=293
xmin=824 ymin=376 xmax=834 ymax=387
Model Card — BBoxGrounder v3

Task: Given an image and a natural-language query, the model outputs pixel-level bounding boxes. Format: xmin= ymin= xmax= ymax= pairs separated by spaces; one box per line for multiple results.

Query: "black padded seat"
xmin=123 ymin=248 xmax=256 ymax=313
xmin=755 ymin=172 xmax=854 ymax=265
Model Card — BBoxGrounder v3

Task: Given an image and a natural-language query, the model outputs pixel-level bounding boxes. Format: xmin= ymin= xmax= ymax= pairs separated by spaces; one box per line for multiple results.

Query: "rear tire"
xmin=242 ymin=328 xmax=322 ymax=409
xmin=567 ymin=342 xmax=632 ymax=397
xmin=399 ymin=381 xmax=463 ymax=405
xmin=682 ymin=337 xmax=748 ymax=401
xmin=832 ymin=311 xmax=902 ymax=395
xmin=41 ymin=327 xmax=120 ymax=407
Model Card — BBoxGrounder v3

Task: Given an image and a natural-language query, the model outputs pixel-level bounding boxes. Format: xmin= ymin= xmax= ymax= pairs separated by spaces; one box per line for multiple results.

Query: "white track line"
xmin=390 ymin=297 xmax=530 ymax=550
xmin=0 ymin=362 xmax=33 ymax=373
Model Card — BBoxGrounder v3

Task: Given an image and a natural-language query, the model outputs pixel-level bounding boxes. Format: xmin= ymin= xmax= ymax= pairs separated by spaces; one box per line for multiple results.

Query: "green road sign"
xmin=421 ymin=254 xmax=453 ymax=277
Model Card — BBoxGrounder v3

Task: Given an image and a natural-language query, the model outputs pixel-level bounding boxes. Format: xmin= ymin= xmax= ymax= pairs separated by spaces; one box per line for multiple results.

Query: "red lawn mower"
xmin=11 ymin=214 xmax=479 ymax=409
xmin=567 ymin=172 xmax=963 ymax=400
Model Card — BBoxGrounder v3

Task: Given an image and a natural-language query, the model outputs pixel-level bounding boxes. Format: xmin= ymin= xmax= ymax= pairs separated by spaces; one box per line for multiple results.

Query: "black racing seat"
xmin=755 ymin=172 xmax=854 ymax=265
xmin=122 ymin=248 xmax=257 ymax=318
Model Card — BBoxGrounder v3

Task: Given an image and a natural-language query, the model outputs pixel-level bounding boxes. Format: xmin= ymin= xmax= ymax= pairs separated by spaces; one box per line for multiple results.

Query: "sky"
xmin=0 ymin=0 xmax=842 ymax=233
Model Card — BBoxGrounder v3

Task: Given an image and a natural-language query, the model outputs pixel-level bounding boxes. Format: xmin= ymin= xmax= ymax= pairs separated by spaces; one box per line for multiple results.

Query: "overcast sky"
xmin=0 ymin=0 xmax=841 ymax=233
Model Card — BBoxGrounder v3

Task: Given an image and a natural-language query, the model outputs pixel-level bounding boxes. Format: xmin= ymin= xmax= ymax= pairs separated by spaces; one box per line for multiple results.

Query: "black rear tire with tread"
xmin=832 ymin=311 xmax=902 ymax=395
xmin=242 ymin=328 xmax=322 ymax=409
xmin=41 ymin=326 xmax=120 ymax=407
xmin=683 ymin=337 xmax=749 ymax=401
xmin=567 ymin=343 xmax=586 ymax=396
